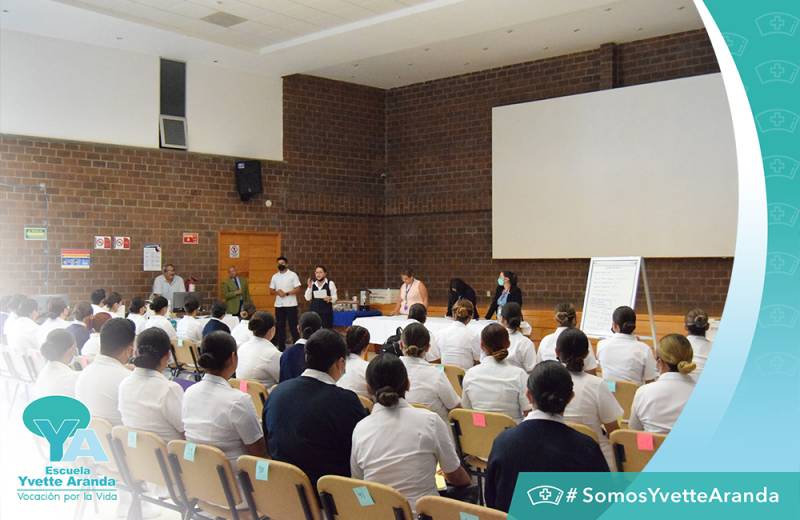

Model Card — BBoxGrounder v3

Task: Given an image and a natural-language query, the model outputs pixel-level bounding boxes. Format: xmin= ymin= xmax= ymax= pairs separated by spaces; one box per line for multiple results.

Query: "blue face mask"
xmin=497 ymin=276 xmax=505 ymax=286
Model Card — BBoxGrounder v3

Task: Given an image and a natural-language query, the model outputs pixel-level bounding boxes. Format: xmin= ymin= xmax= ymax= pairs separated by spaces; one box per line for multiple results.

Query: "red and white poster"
xmin=182 ymin=232 xmax=199 ymax=245
xmin=113 ymin=236 xmax=130 ymax=250
xmin=94 ymin=236 xmax=111 ymax=249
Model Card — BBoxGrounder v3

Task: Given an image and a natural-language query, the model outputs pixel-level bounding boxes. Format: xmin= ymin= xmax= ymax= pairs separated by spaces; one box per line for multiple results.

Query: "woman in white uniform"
xmin=126 ymin=297 xmax=148 ymax=336
xmin=236 ymin=311 xmax=281 ymax=388
xmin=81 ymin=312 xmax=113 ymax=361
xmin=34 ymin=329 xmax=79 ymax=398
xmin=37 ymin=297 xmax=71 ymax=346
xmin=401 ymin=304 xmax=441 ymax=363
xmin=499 ymin=303 xmax=536 ymax=374
xmin=231 ymin=303 xmax=257 ymax=346
xmin=537 ymin=303 xmax=598 ymax=374
xmin=182 ymin=332 xmax=267 ymax=464
xmin=7 ymin=297 xmax=40 ymax=355
xmin=596 ymin=306 xmax=658 ymax=385
xmin=629 ymin=334 xmax=697 ymax=433
xmin=685 ymin=308 xmax=712 ymax=381
xmin=176 ymin=294 xmax=203 ymax=343
xmin=351 ymin=354 xmax=471 ymax=512
xmin=337 ymin=325 xmax=371 ymax=397
xmin=461 ymin=323 xmax=530 ymax=422
xmin=557 ymin=328 xmax=622 ymax=470
xmin=436 ymin=299 xmax=481 ymax=370
xmin=118 ymin=328 xmax=184 ymax=441
xmin=143 ymin=296 xmax=177 ymax=343
xmin=400 ymin=323 xmax=460 ymax=421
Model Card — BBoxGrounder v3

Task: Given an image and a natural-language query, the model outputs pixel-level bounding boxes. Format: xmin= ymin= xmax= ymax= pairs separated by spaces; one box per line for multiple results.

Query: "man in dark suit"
xmin=221 ymin=266 xmax=250 ymax=316
xmin=201 ymin=301 xmax=231 ymax=337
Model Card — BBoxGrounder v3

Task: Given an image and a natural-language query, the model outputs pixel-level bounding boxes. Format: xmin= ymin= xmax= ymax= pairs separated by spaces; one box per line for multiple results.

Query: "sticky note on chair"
xmin=606 ymin=380 xmax=616 ymax=392
xmin=177 ymin=339 xmax=184 ymax=347
xmin=352 ymin=486 xmax=374 ymax=506
xmin=183 ymin=442 xmax=196 ymax=461
xmin=255 ymin=460 xmax=269 ymax=481
xmin=636 ymin=432 xmax=655 ymax=452
xmin=239 ymin=380 xmax=248 ymax=392
xmin=459 ymin=513 xmax=479 ymax=520
xmin=472 ymin=413 xmax=486 ymax=428
xmin=127 ymin=431 xmax=137 ymax=448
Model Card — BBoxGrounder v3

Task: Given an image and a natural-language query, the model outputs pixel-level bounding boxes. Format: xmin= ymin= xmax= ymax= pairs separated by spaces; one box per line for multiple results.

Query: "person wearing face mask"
xmin=151 ymin=264 xmax=185 ymax=306
xmin=270 ymin=256 xmax=302 ymax=349
xmin=304 ymin=265 xmax=338 ymax=329
xmin=34 ymin=329 xmax=80 ymax=398
xmin=485 ymin=271 xmax=523 ymax=320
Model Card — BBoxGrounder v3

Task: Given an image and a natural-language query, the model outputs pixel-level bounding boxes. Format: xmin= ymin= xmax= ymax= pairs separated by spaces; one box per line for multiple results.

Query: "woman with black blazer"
xmin=446 ymin=278 xmax=479 ymax=319
xmin=485 ymin=271 xmax=523 ymax=320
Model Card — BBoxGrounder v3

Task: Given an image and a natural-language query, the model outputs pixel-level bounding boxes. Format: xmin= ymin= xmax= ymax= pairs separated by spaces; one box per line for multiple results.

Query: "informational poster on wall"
xmin=113 ymin=236 xmax=130 ymax=250
xmin=143 ymin=244 xmax=162 ymax=271
xmin=94 ymin=236 xmax=112 ymax=249
xmin=580 ymin=256 xmax=642 ymax=338
xmin=61 ymin=249 xmax=91 ymax=269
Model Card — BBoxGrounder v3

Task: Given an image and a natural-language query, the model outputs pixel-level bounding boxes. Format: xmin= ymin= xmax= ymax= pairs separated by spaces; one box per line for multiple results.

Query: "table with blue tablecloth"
xmin=333 ymin=309 xmax=383 ymax=328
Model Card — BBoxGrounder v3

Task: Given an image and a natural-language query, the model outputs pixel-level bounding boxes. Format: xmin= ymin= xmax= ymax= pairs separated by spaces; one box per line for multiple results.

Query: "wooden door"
xmin=218 ymin=231 xmax=281 ymax=311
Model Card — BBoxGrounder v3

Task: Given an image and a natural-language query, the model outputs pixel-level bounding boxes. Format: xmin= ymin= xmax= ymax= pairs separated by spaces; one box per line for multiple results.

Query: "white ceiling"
xmin=0 ymin=0 xmax=705 ymax=89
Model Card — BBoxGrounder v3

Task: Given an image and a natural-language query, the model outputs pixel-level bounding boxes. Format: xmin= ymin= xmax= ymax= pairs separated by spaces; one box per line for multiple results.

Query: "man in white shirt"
xmin=269 ymin=256 xmax=301 ymax=349
xmin=151 ymin=263 xmax=185 ymax=305
xmin=75 ymin=318 xmax=135 ymax=425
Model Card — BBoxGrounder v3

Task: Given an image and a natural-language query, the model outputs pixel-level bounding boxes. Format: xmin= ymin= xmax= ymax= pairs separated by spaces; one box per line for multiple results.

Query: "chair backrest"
xmin=448 ymin=408 xmax=516 ymax=461
xmin=609 ymin=429 xmax=667 ymax=472
xmin=167 ymin=440 xmax=241 ymax=507
xmin=229 ymin=378 xmax=269 ymax=417
xmin=237 ymin=456 xmax=321 ymax=520
xmin=416 ymin=495 xmax=507 ymax=520
xmin=172 ymin=338 xmax=199 ymax=369
xmin=89 ymin=417 xmax=119 ymax=473
xmin=357 ymin=394 xmax=374 ymax=413
xmin=607 ymin=380 xmax=638 ymax=419
xmin=566 ymin=422 xmax=599 ymax=443
xmin=111 ymin=426 xmax=171 ymax=489
xmin=317 ymin=475 xmax=413 ymax=520
xmin=410 ymin=402 xmax=432 ymax=411
xmin=442 ymin=364 xmax=465 ymax=396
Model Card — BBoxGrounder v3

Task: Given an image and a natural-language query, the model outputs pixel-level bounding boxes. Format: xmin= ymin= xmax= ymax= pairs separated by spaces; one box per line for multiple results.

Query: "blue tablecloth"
xmin=333 ymin=309 xmax=383 ymax=327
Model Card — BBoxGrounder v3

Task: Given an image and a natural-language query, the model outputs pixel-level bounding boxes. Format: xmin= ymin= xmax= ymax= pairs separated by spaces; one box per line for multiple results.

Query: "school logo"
xmin=528 ymin=485 xmax=565 ymax=506
xmin=22 ymin=396 xmax=108 ymax=463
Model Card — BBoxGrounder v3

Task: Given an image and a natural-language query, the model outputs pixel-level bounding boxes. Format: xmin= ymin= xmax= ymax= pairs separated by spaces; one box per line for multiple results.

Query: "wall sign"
xmin=94 ymin=236 xmax=112 ymax=250
xmin=61 ymin=249 xmax=91 ymax=269
xmin=24 ymin=227 xmax=47 ymax=241
xmin=182 ymin=232 xmax=199 ymax=245
xmin=229 ymin=244 xmax=240 ymax=258
xmin=143 ymin=244 xmax=162 ymax=272
xmin=113 ymin=236 xmax=130 ymax=250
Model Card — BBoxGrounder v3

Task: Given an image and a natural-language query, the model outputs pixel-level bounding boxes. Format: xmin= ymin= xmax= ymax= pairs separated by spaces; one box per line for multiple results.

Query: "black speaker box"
xmin=235 ymin=160 xmax=263 ymax=201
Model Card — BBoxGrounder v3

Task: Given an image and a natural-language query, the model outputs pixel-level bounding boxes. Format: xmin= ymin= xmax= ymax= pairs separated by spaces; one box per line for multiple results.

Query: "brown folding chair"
xmin=410 ymin=402 xmax=433 ymax=411
xmin=170 ymin=338 xmax=201 ymax=380
xmin=448 ymin=408 xmax=516 ymax=506
xmin=610 ymin=429 xmax=667 ymax=472
xmin=606 ymin=380 xmax=638 ymax=419
xmin=237 ymin=456 xmax=322 ymax=520
xmin=110 ymin=426 xmax=183 ymax=518
xmin=566 ymin=421 xmax=599 ymax=443
xmin=416 ymin=495 xmax=507 ymax=520
xmin=228 ymin=378 xmax=269 ymax=418
xmin=167 ymin=440 xmax=249 ymax=520
xmin=357 ymin=394 xmax=374 ymax=413
xmin=442 ymin=364 xmax=465 ymax=396
xmin=317 ymin=475 xmax=413 ymax=520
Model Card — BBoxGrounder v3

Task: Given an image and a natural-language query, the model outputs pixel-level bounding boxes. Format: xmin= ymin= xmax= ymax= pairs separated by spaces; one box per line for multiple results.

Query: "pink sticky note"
xmin=239 ymin=380 xmax=248 ymax=392
xmin=636 ymin=432 xmax=655 ymax=452
xmin=472 ymin=413 xmax=486 ymax=428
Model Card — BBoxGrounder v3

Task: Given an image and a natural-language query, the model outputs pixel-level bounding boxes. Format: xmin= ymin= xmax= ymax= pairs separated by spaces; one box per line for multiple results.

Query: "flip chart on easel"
xmin=580 ymin=257 xmax=642 ymax=338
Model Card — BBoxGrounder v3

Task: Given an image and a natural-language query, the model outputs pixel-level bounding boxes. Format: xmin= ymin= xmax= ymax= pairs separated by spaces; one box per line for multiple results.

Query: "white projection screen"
xmin=491 ymin=73 xmax=737 ymax=259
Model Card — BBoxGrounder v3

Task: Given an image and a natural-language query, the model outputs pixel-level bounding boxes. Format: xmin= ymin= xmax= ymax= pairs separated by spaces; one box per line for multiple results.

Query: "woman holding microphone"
xmin=304 ymin=265 xmax=337 ymax=328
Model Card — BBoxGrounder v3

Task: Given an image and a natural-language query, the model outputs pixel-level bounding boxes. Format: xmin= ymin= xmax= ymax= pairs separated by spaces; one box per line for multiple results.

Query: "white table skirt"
xmin=352 ymin=315 xmax=497 ymax=345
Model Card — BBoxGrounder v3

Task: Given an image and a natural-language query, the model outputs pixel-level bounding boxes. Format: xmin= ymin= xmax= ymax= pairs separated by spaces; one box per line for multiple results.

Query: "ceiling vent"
xmin=201 ymin=11 xmax=248 ymax=28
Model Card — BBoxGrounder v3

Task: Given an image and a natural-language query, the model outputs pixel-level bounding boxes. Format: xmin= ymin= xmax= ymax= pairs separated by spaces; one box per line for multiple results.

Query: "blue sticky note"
xmin=127 ymin=431 xmax=137 ymax=448
xmin=352 ymin=486 xmax=374 ymax=506
xmin=459 ymin=513 xmax=479 ymax=520
xmin=255 ymin=460 xmax=269 ymax=481
xmin=183 ymin=442 xmax=196 ymax=462
xmin=606 ymin=380 xmax=616 ymax=392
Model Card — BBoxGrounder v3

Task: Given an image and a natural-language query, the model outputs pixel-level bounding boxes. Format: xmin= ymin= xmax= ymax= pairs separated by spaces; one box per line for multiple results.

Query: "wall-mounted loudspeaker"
xmin=235 ymin=160 xmax=263 ymax=202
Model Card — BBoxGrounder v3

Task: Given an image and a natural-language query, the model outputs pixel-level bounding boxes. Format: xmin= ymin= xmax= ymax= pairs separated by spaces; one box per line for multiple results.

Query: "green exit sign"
xmin=24 ymin=227 xmax=47 ymax=241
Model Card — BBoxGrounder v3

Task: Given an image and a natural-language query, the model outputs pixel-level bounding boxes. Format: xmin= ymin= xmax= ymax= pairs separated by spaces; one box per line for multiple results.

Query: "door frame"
xmin=217 ymin=230 xmax=282 ymax=300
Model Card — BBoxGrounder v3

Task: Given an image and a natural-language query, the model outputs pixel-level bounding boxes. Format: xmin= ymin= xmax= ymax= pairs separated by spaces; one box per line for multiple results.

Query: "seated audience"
xmin=37 ymin=297 xmax=71 ymax=346
xmin=401 ymin=303 xmax=441 ymax=362
xmin=557 ymin=328 xmax=622 ymax=470
xmin=336 ymin=325 xmax=371 ymax=396
xmin=7 ymin=297 xmax=39 ymax=354
xmin=176 ymin=294 xmax=203 ymax=342
xmin=446 ymin=278 xmax=479 ymax=319
xmin=201 ymin=301 xmax=231 ymax=337
xmin=437 ymin=299 xmax=480 ymax=370
xmin=231 ymin=302 xmax=257 ymax=346
xmin=2 ymin=294 xmax=25 ymax=340
xmin=34 ymin=329 xmax=79 ymax=398
xmin=629 ymin=334 xmax=697 ymax=433
xmin=264 ymin=329 xmax=367 ymax=486
xmin=485 ymin=361 xmax=609 ymax=512
xmin=119 ymin=328 xmax=184 ymax=441
xmin=461 ymin=323 xmax=530 ymax=422
xmin=685 ymin=308 xmax=712 ymax=380
xmin=126 ymin=297 xmax=148 ymax=335
xmin=236 ymin=311 xmax=280 ymax=387
xmin=90 ymin=288 xmax=107 ymax=315
xmin=499 ymin=302 xmax=536 ymax=374
xmin=537 ymin=303 xmax=598 ymax=374
xmin=279 ymin=311 xmax=322 ymax=382
xmin=351 ymin=354 xmax=471 ymax=511
xmin=81 ymin=312 xmax=113 ymax=360
xmin=596 ymin=306 xmax=658 ymax=384
xmin=75 ymin=318 xmax=135 ymax=425
xmin=182 ymin=332 xmax=266 ymax=463
xmin=143 ymin=296 xmax=178 ymax=342
xmin=102 ymin=291 xmax=123 ymax=316
xmin=400 ymin=323 xmax=460 ymax=421
xmin=66 ymin=302 xmax=93 ymax=352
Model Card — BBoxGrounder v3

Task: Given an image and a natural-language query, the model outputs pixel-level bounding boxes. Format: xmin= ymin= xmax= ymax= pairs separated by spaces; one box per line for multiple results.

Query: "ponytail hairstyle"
xmin=41 ymin=329 xmax=75 ymax=362
xmin=528 ymin=360 xmax=573 ymax=415
xmin=345 ymin=325 xmax=371 ymax=356
xmin=46 ymin=297 xmax=68 ymax=320
xmin=299 ymin=311 xmax=323 ymax=340
xmin=240 ymin=302 xmax=257 ymax=320
xmin=657 ymin=334 xmax=696 ymax=375
xmin=129 ymin=297 xmax=146 ymax=314
xmin=480 ymin=323 xmax=510 ymax=362
xmin=501 ymin=302 xmax=523 ymax=332
xmin=211 ymin=301 xmax=226 ymax=319
xmin=685 ymin=308 xmax=709 ymax=336
xmin=401 ymin=322 xmax=430 ymax=358
xmin=248 ymin=311 xmax=276 ymax=338
xmin=183 ymin=295 xmax=200 ymax=314
xmin=612 ymin=306 xmax=637 ymax=334
xmin=408 ymin=303 xmax=428 ymax=324
xmin=133 ymin=328 xmax=171 ymax=369
xmin=198 ymin=331 xmax=237 ymax=372
xmin=555 ymin=328 xmax=589 ymax=373
xmin=554 ymin=302 xmax=577 ymax=328
xmin=453 ymin=299 xmax=474 ymax=324
xmin=150 ymin=296 xmax=169 ymax=314
xmin=366 ymin=354 xmax=409 ymax=407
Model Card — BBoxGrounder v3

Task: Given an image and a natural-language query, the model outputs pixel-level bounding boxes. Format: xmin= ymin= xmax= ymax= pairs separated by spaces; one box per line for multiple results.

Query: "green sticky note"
xmin=183 ymin=442 xmax=196 ymax=462
xmin=459 ymin=513 xmax=479 ymax=520
xmin=255 ymin=460 xmax=269 ymax=481
xmin=352 ymin=486 xmax=374 ymax=506
xmin=127 ymin=431 xmax=137 ymax=448
xmin=606 ymin=380 xmax=616 ymax=392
